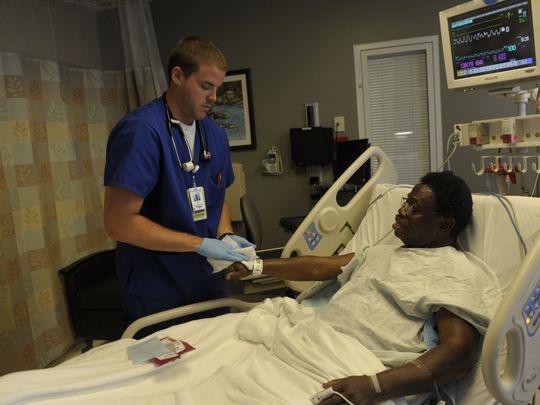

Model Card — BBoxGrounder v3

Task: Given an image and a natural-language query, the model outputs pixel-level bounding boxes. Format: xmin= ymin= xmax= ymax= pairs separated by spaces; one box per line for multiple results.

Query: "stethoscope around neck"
xmin=163 ymin=96 xmax=212 ymax=173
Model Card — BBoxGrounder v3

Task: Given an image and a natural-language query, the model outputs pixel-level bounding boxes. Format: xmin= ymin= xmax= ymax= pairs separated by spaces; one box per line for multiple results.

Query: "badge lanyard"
xmin=163 ymin=97 xmax=208 ymax=221
xmin=183 ymin=133 xmax=207 ymax=221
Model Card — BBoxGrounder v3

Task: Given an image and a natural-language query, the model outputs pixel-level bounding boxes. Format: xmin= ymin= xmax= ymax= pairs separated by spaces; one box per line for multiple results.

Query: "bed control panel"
xmin=522 ymin=280 xmax=540 ymax=337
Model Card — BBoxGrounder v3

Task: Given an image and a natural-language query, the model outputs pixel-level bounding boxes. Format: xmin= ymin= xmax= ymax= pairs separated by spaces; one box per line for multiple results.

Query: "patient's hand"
xmin=225 ymin=262 xmax=251 ymax=280
xmin=320 ymin=376 xmax=377 ymax=405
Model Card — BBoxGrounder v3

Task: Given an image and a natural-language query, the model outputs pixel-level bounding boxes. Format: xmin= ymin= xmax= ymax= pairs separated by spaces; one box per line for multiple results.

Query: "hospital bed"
xmin=0 ymin=147 xmax=539 ymax=404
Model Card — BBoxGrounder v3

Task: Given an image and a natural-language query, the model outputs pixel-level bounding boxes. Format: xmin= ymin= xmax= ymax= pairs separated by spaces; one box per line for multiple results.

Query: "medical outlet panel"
xmin=454 ymin=114 xmax=540 ymax=149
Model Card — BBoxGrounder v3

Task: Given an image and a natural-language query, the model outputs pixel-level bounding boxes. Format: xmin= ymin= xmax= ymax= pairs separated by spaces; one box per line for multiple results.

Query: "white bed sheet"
xmin=0 ymin=297 xmax=399 ymax=405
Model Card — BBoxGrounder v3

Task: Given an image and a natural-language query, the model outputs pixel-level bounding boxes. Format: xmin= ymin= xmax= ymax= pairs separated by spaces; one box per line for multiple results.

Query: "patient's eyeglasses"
xmin=400 ymin=197 xmax=440 ymax=217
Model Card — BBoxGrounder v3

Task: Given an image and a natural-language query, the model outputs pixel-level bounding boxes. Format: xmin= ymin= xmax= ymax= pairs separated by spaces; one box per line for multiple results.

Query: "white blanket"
xmin=0 ymin=298 xmax=398 ymax=405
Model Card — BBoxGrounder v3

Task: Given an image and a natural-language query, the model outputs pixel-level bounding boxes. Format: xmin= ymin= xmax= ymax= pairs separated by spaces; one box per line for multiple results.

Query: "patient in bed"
xmin=228 ymin=171 xmax=501 ymax=405
xmin=0 ymin=172 xmax=501 ymax=405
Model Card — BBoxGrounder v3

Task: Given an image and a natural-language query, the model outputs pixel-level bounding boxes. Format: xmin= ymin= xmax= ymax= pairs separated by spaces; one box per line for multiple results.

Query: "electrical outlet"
xmin=334 ymin=116 xmax=346 ymax=132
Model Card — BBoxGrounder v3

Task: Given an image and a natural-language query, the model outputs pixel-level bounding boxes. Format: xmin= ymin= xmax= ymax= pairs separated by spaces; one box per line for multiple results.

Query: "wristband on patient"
xmin=369 ymin=373 xmax=382 ymax=394
xmin=251 ymin=258 xmax=263 ymax=276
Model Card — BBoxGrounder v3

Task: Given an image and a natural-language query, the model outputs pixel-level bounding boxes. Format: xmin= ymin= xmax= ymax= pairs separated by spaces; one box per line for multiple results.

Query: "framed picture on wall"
xmin=210 ymin=68 xmax=257 ymax=151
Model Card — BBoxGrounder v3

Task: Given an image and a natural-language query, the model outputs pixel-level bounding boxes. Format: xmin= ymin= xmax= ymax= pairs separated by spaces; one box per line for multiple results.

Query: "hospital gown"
xmin=320 ymin=244 xmax=502 ymax=367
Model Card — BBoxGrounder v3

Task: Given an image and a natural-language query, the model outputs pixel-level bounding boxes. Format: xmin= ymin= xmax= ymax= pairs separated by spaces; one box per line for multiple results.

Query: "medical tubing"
xmin=366 ymin=184 xmax=413 ymax=212
xmin=367 ymin=185 xmax=413 ymax=246
xmin=373 ymin=228 xmax=395 ymax=246
xmin=329 ymin=389 xmax=355 ymax=405
xmin=411 ymin=358 xmax=443 ymax=403
xmin=480 ymin=192 xmax=527 ymax=257
xmin=530 ymin=170 xmax=540 ymax=197
xmin=437 ymin=131 xmax=460 ymax=172
xmin=333 ymin=391 xmax=354 ymax=405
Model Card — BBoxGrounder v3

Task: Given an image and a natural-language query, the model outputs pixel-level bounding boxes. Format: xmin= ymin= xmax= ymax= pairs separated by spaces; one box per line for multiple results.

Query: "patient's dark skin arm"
xmin=226 ymin=254 xmax=354 ymax=281
xmin=319 ymin=308 xmax=480 ymax=405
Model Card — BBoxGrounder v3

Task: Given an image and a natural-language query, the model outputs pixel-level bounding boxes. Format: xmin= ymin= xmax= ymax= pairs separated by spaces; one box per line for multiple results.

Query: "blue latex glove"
xmin=197 ymin=238 xmax=249 ymax=262
xmin=227 ymin=234 xmax=256 ymax=249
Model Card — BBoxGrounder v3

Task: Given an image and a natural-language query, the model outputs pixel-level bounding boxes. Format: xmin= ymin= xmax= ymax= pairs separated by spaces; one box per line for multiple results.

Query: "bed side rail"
xmin=122 ymin=298 xmax=258 ymax=339
xmin=281 ymin=146 xmax=397 ymax=292
xmin=481 ymin=235 xmax=540 ymax=404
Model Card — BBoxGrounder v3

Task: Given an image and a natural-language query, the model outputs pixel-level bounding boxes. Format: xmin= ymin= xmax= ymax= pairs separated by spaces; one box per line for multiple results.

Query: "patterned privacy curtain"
xmin=0 ymin=53 xmax=121 ymax=374
xmin=0 ymin=0 xmax=165 ymax=375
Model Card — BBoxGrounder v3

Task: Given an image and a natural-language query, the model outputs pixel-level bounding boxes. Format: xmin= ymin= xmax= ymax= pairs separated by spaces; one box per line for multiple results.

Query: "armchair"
xmin=59 ymin=249 xmax=125 ymax=350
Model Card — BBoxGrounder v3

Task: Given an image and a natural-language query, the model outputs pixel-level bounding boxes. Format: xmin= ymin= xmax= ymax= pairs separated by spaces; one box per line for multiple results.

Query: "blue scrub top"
xmin=104 ymin=97 xmax=234 ymax=321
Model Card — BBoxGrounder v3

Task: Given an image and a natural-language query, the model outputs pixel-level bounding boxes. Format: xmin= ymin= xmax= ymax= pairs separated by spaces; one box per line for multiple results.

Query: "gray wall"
xmin=0 ymin=0 xmax=101 ymax=67
xmin=4 ymin=1 xmax=536 ymax=249
xmin=149 ymin=0 xmax=540 ymax=248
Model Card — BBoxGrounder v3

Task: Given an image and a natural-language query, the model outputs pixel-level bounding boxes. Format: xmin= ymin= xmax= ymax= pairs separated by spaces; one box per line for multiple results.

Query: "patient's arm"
xmin=227 ymin=254 xmax=354 ymax=281
xmin=319 ymin=308 xmax=479 ymax=404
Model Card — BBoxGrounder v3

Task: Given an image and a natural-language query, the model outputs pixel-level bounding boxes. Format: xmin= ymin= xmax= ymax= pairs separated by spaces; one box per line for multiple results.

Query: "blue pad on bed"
xmin=299 ymin=279 xmax=341 ymax=309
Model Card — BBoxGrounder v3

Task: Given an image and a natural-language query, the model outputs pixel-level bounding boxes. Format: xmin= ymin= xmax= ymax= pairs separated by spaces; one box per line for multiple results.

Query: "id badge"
xmin=187 ymin=186 xmax=207 ymax=221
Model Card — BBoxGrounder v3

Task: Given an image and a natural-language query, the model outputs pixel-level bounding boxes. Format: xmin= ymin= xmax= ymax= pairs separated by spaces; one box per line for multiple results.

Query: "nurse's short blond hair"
xmin=167 ymin=36 xmax=227 ymax=83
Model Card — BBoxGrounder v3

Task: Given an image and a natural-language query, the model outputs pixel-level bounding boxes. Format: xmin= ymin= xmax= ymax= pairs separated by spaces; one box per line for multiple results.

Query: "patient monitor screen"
xmin=448 ymin=0 xmax=536 ymax=81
